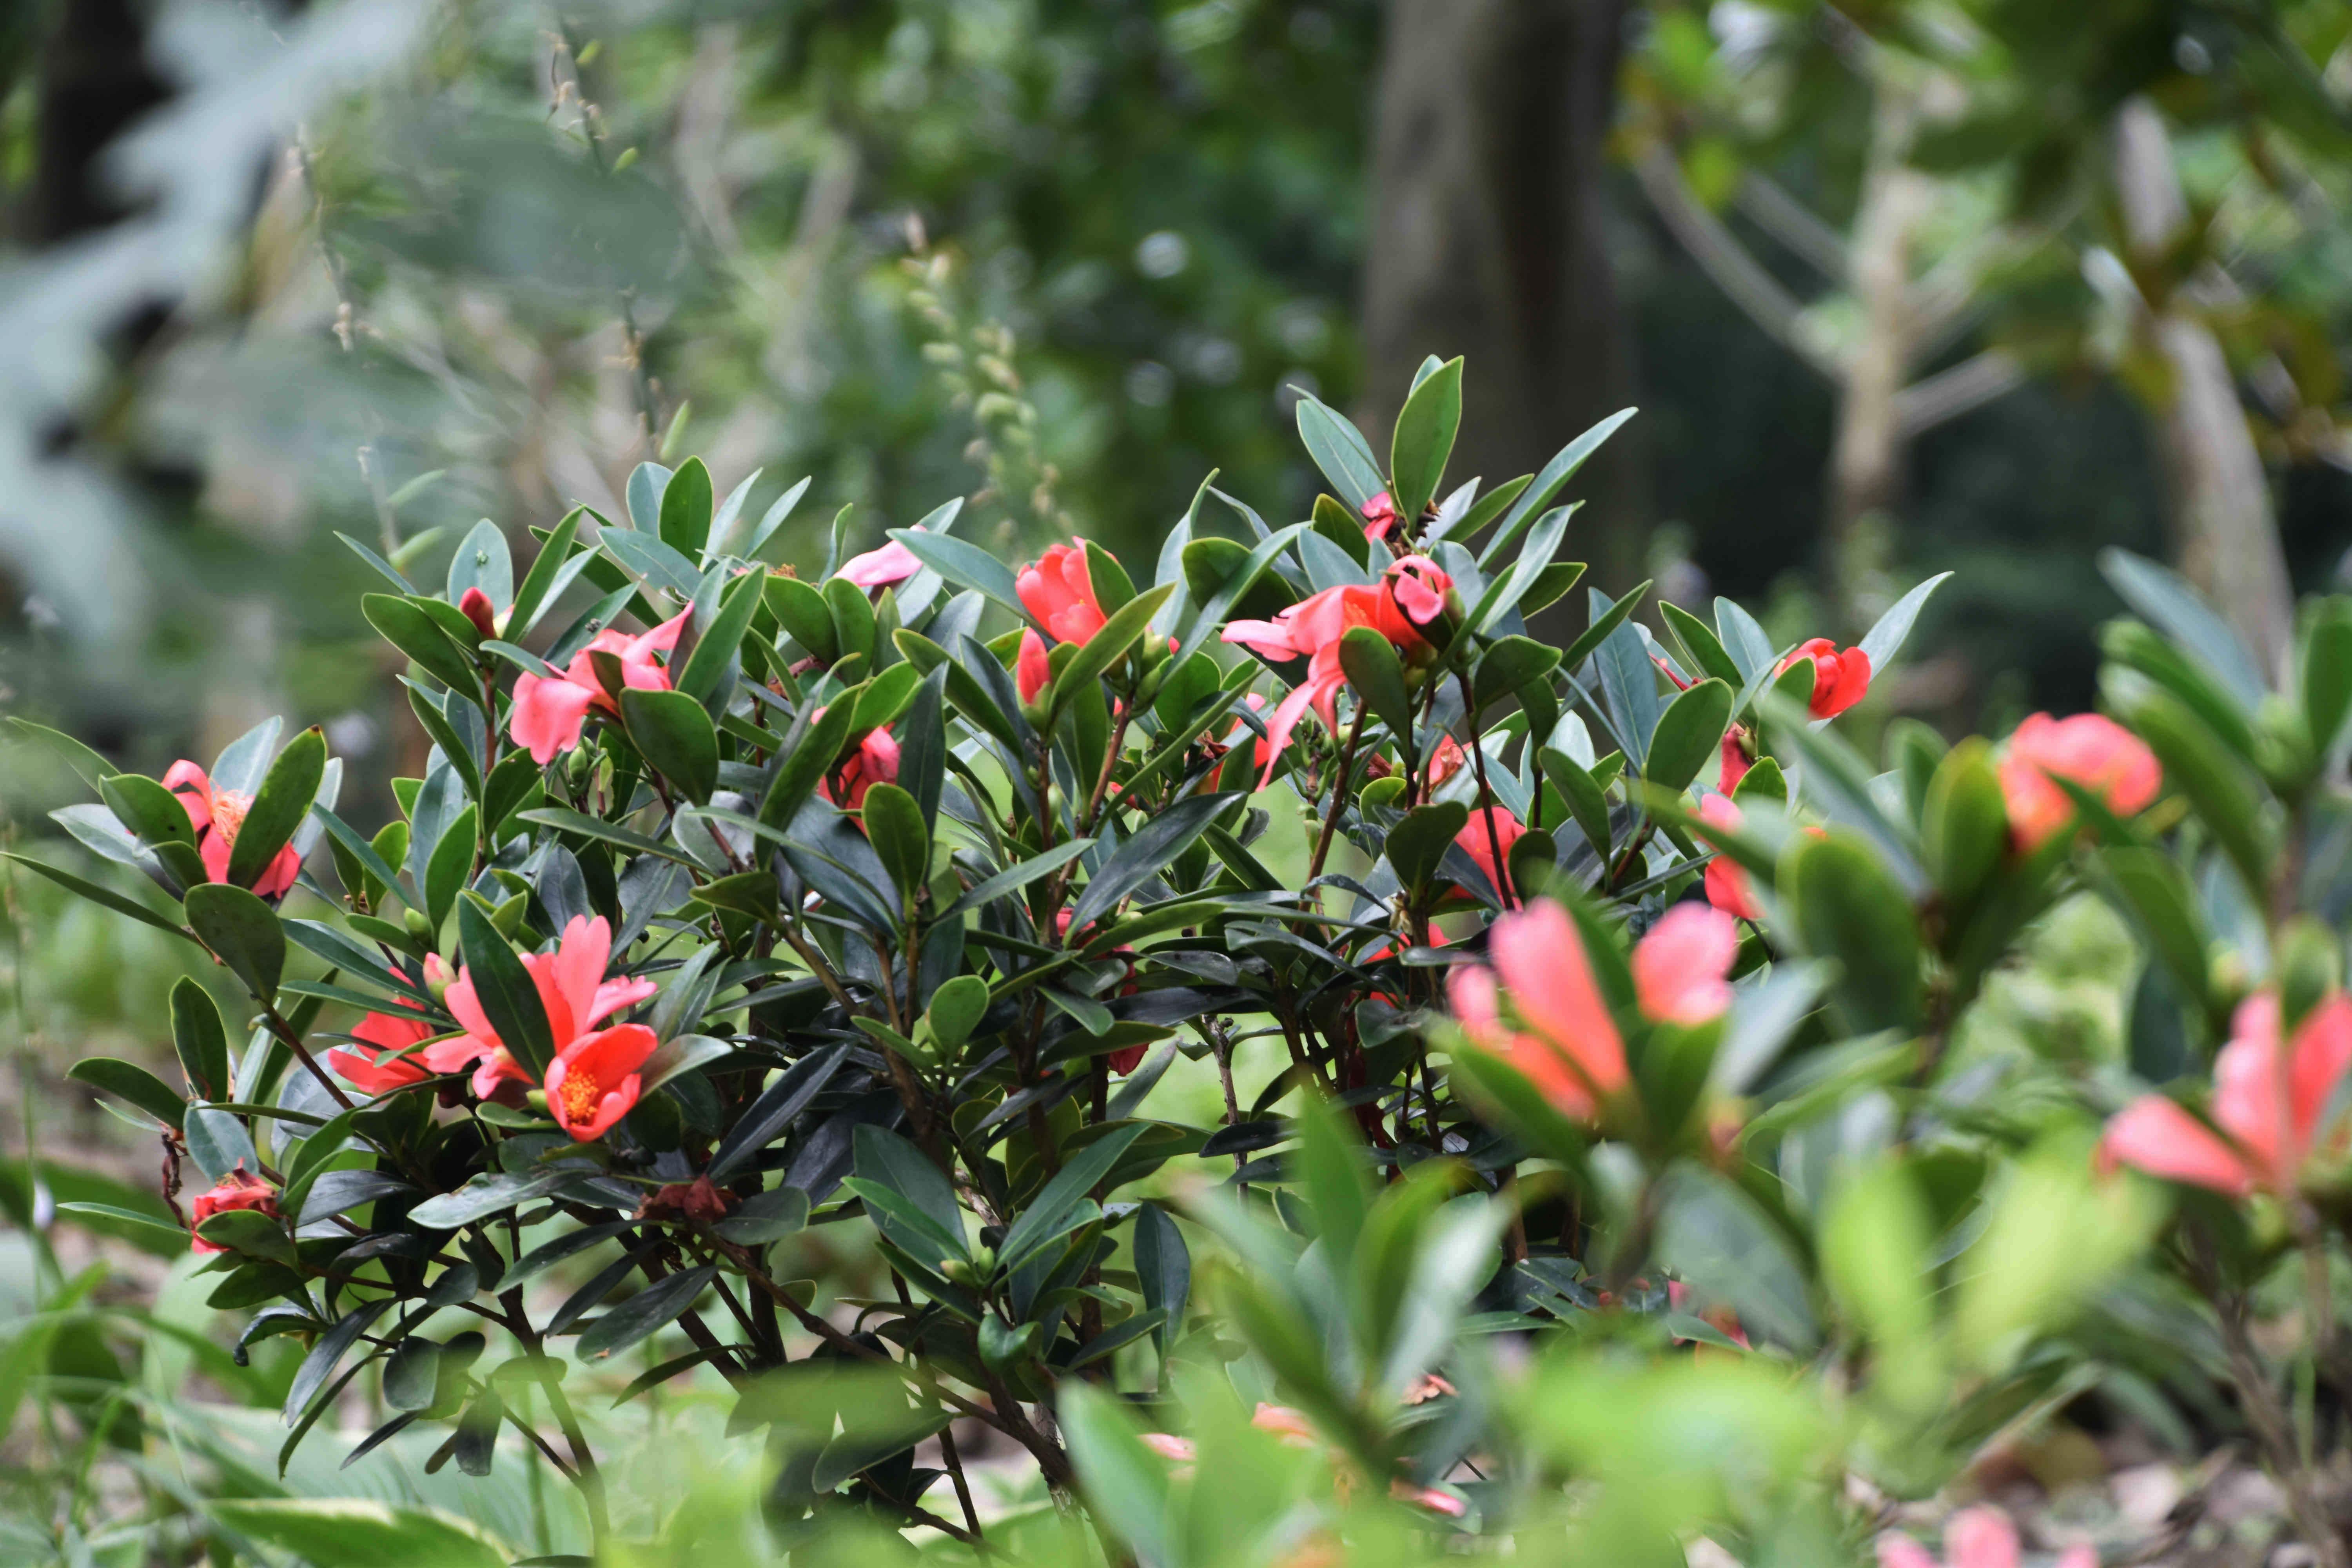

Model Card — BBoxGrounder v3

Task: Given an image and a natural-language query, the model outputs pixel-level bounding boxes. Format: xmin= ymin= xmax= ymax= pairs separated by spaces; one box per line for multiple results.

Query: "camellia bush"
xmin=18 ymin=358 xmax=2352 ymax=1566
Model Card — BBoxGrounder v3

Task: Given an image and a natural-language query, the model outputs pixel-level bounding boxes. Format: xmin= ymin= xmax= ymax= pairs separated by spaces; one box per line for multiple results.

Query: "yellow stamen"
xmin=559 ymin=1068 xmax=600 ymax=1123
xmin=210 ymin=790 xmax=254 ymax=846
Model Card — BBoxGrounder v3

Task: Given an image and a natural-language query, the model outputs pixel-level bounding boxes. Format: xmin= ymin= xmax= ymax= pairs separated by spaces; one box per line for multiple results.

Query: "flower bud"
xmin=2276 ymin=916 xmax=2339 ymax=1033
xmin=404 ymin=907 xmax=437 ymax=942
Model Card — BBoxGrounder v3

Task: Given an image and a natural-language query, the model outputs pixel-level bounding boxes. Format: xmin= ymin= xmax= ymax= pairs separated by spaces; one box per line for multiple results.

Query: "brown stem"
xmin=1307 ymin=704 xmax=1372 ymax=887
xmin=261 ymin=1004 xmax=357 ymax=1112
xmin=938 ymin=1420 xmax=987 ymax=1546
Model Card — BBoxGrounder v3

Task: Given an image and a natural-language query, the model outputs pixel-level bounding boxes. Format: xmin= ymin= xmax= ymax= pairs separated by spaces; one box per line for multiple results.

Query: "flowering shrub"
xmin=20 ymin=361 xmax=2352 ymax=1564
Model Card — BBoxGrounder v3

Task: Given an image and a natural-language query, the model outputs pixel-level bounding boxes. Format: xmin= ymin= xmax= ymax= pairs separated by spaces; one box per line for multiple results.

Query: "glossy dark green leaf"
xmin=859 ymin=783 xmax=929 ymax=906
xmin=508 ymin=508 xmax=584 ymax=637
xmin=999 ymin=1125 xmax=1146 ymax=1274
xmin=1049 ymin=585 xmax=1175 ymax=720
xmin=1338 ymin=627 xmax=1414 ymax=739
xmin=2105 ymin=671 xmax=2269 ymax=899
xmin=457 ymin=899 xmax=555 ymax=1078
xmin=888 ymin=526 xmax=1024 ymax=617
xmin=185 ymin=883 xmax=285 ymax=1002
xmin=1480 ymin=407 xmax=1636 ymax=566
xmin=1785 ymin=831 xmax=1922 ymax=1034
xmin=1559 ymin=577 xmax=1651 ymax=674
xmin=1855 ymin=572 xmax=1952 ymax=679
xmin=1661 ymin=602 xmax=1743 ymax=688
xmin=1133 ymin=1203 xmax=1190 ymax=1360
xmin=577 ymin=1266 xmax=717 ymax=1361
xmin=1472 ymin=635 xmax=1563 ymax=712
xmin=168 ymin=978 xmax=232 ymax=1100
xmin=1538 ymin=747 xmax=1612 ymax=862
xmin=1645 ymin=678 xmax=1733 ymax=797
xmin=68 ymin=1057 xmax=185 ymax=1130
xmin=4 ymin=717 xmax=111 ymax=793
xmin=2 ymin=853 xmax=192 ymax=941
xmin=708 ymin=1042 xmax=849 ymax=1180
xmin=672 ymin=570 xmax=762 ymax=708
xmin=1068 ymin=791 xmax=1240 ymax=932
xmin=446 ymin=518 xmax=512 ymax=609
xmin=423 ymin=804 xmax=477 ymax=935
xmin=758 ymin=698 xmax=859 ymax=833
xmin=1386 ymin=801 xmax=1469 ymax=894
xmin=1921 ymin=739 xmax=2007 ymax=923
xmin=764 ymin=574 xmax=836 ymax=661
xmin=1294 ymin=390 xmax=1384 ymax=511
xmin=851 ymin=1125 xmax=965 ymax=1255
xmin=620 ymin=689 xmax=719 ymax=804
xmin=659 ymin=456 xmax=714 ymax=557
xmin=2303 ymin=600 xmax=2352 ymax=760
xmin=361 ymin=594 xmax=481 ymax=699
xmin=1388 ymin=355 xmax=1463 ymax=522
xmin=225 ymin=728 xmax=326 ymax=891
xmin=285 ymin=1298 xmax=393 ymax=1426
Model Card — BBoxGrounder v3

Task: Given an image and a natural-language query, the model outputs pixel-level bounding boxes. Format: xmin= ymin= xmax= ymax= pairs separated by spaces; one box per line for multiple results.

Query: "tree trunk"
xmin=1827 ymin=78 xmax=1927 ymax=624
xmin=1359 ymin=0 xmax=1646 ymax=599
xmin=2112 ymin=98 xmax=2294 ymax=681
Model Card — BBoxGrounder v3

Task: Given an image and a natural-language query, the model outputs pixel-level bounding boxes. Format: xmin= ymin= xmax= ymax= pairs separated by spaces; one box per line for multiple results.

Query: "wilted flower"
xmin=509 ymin=609 xmax=692 ymax=764
xmin=1998 ymin=711 xmax=2161 ymax=852
xmin=1360 ymin=490 xmax=1401 ymax=543
xmin=163 ymin=760 xmax=303 ymax=898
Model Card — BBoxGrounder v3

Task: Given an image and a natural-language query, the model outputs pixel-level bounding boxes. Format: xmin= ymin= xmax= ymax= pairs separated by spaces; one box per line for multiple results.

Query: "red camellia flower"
xmin=508 ymin=608 xmax=692 ymax=764
xmin=820 ymin=724 xmax=901 ymax=811
xmin=162 ymin=760 xmax=304 ymax=898
xmin=189 ymin=1167 xmax=279 ymax=1254
xmin=1222 ymin=555 xmax=1454 ymax=786
xmin=1777 ymin=637 xmax=1871 ymax=719
xmin=1454 ymin=804 xmax=1525 ymax=904
xmin=2099 ymin=990 xmax=2352 ymax=1198
xmin=1016 ymin=628 xmax=1051 ymax=704
xmin=1695 ymin=794 xmax=1759 ymax=921
xmin=1447 ymin=899 xmax=1629 ymax=1121
xmin=1017 ymin=542 xmax=1108 ymax=644
xmin=1997 ymin=711 xmax=2161 ymax=852
xmin=327 ymin=1000 xmax=437 ymax=1094
xmin=1632 ymin=904 xmax=1739 ymax=1025
xmin=457 ymin=586 xmax=500 ymax=640
xmin=545 ymin=1021 xmax=663 ymax=1140
xmin=1425 ymin=735 xmax=1468 ymax=789
xmin=423 ymin=915 xmax=657 ymax=1104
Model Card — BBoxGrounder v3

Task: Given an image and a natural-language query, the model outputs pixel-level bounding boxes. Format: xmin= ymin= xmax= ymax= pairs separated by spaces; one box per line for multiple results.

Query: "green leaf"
xmin=1387 ymin=801 xmax=1469 ymax=893
xmin=824 ymin=572 xmax=877 ymax=663
xmin=1293 ymin=1094 xmax=1373 ymax=1268
xmin=942 ymin=839 xmax=1096 ymax=920
xmin=515 ymin=806 xmax=698 ymax=867
xmin=1068 ymin=791 xmax=1239 ymax=931
xmin=423 ymin=804 xmax=477 ymax=935
xmin=183 ymin=1105 xmax=260 ymax=1183
xmin=1388 ymin=355 xmax=1463 ymax=522
xmin=100 ymin=772 xmax=195 ymax=848
xmin=507 ymin=508 xmax=584 ymax=637
xmin=627 ymin=461 xmax=672 ymax=531
xmin=196 ymin=1207 xmax=292 ymax=1264
xmin=1855 ymin=572 xmax=1952 ymax=678
xmin=757 ymin=699 xmax=859 ymax=833
xmin=672 ymin=569 xmax=762 ymax=708
xmin=361 ymin=595 xmax=481 ymax=700
xmin=286 ymin=1298 xmax=394 ymax=1427
xmin=859 ymin=784 xmax=929 ymax=907
xmin=169 ymin=978 xmax=232 ymax=1100
xmin=1471 ymin=635 xmax=1561 ymax=713
xmin=185 ymin=883 xmax=285 ymax=1002
xmin=763 ymin=574 xmax=837 ymax=661
xmin=1661 ymin=602 xmax=1743 ymax=688
xmin=3 ymin=717 xmax=111 ymax=793
xmin=1784 ymin=831 xmax=1922 ymax=1035
xmin=659 ymin=456 xmax=715 ymax=557
xmin=851 ymin=1125 xmax=966 ymax=1259
xmin=1560 ymin=578 xmax=1651 ymax=673
xmin=578 ymin=1266 xmax=717 ymax=1361
xmin=1481 ymin=407 xmax=1637 ymax=566
xmin=1920 ymin=739 xmax=2007 ymax=925
xmin=1173 ymin=522 xmax=1312 ymax=667
xmin=1294 ymin=390 xmax=1385 ymax=511
xmin=445 ymin=519 xmax=512 ymax=609
xmin=888 ymin=527 xmax=1025 ymax=617
xmin=2099 ymin=548 xmax=2266 ymax=707
xmin=1645 ymin=679 xmax=1733 ymax=797
xmin=1133 ymin=1204 xmax=1189 ymax=1360
xmin=1058 ymin=1382 xmax=1173 ymax=1566
xmin=1467 ymin=503 xmax=1577 ymax=633
xmin=1049 ymin=585 xmax=1176 ymax=721
xmin=924 ymin=975 xmax=991 ymax=1054
xmin=711 ymin=1185 xmax=811 ymax=1246
xmin=206 ymin=1499 xmax=508 ymax=1568
xmin=1000 ymin=1125 xmax=1146 ymax=1273
xmin=1335 ymin=626 xmax=1414 ymax=740
xmin=68 ymin=1058 xmax=185 ymax=1130
xmin=227 ymin=728 xmax=327 ymax=889
xmin=1538 ymin=747 xmax=1612 ymax=862
xmin=456 ymin=900 xmax=557 ymax=1078
xmin=2 ymin=853 xmax=193 ymax=941
xmin=2303 ymin=599 xmax=2352 ymax=760
xmin=620 ymin=688 xmax=719 ymax=804
xmin=2105 ymin=671 xmax=2270 ymax=900
xmin=409 ymin=1167 xmax=587 ymax=1230
xmin=381 ymin=1336 xmax=441 ymax=1413
xmin=708 ymin=1043 xmax=849 ymax=1180
xmin=2097 ymin=846 xmax=2214 ymax=1027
